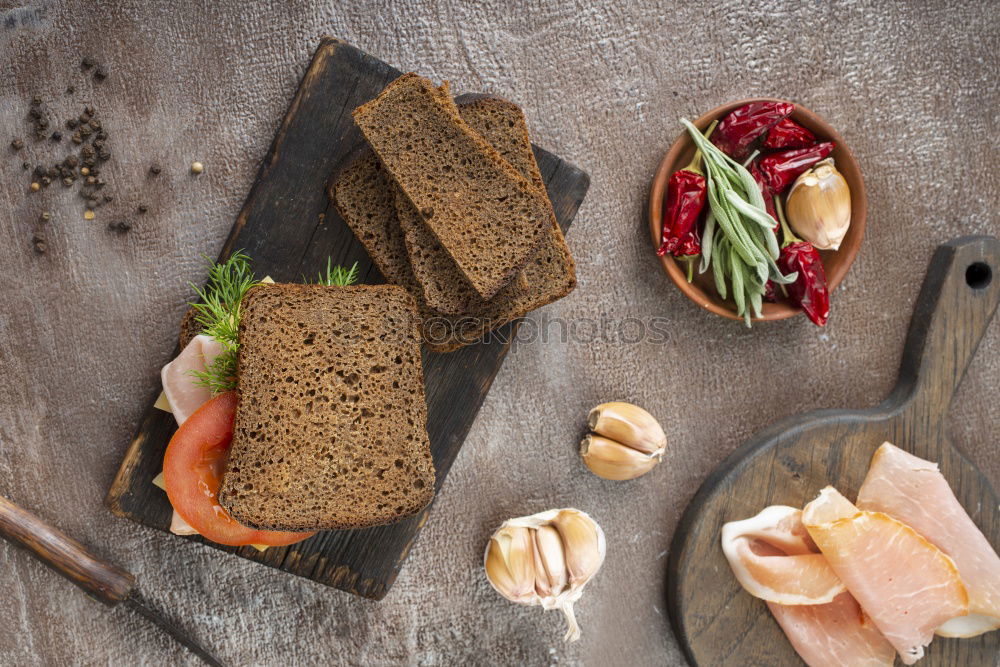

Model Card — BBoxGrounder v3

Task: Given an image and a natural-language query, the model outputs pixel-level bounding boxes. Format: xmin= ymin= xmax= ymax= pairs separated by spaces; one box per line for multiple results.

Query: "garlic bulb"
xmin=484 ymin=508 xmax=606 ymax=641
xmin=581 ymin=402 xmax=666 ymax=480
xmin=785 ymin=158 xmax=851 ymax=251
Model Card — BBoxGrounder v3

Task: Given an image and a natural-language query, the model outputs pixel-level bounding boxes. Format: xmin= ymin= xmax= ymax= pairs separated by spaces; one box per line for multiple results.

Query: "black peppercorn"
xmin=149 ymin=163 xmax=162 ymax=175
xmin=93 ymin=66 xmax=108 ymax=81
xmin=66 ymin=118 xmax=78 ymax=129
xmin=41 ymin=176 xmax=51 ymax=186
xmin=81 ymin=57 xmax=94 ymax=70
xmin=138 ymin=204 xmax=148 ymax=213
xmin=63 ymin=177 xmax=73 ymax=186
xmin=11 ymin=139 xmax=24 ymax=151
xmin=72 ymin=133 xmax=82 ymax=144
xmin=22 ymin=161 xmax=30 ymax=170
xmin=51 ymin=131 xmax=62 ymax=142
xmin=65 ymin=155 xmax=78 ymax=168
xmin=31 ymin=96 xmax=42 ymax=106
xmin=66 ymin=85 xmax=75 ymax=94
xmin=32 ymin=235 xmax=47 ymax=254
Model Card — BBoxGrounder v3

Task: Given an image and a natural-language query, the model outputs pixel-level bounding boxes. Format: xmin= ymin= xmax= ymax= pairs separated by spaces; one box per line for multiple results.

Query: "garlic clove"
xmin=484 ymin=509 xmax=605 ymax=642
xmin=485 ymin=525 xmax=537 ymax=603
xmin=580 ymin=434 xmax=661 ymax=480
xmin=786 ymin=158 xmax=851 ymax=251
xmin=587 ymin=402 xmax=666 ymax=455
xmin=533 ymin=525 xmax=567 ymax=597
xmin=550 ymin=509 xmax=606 ymax=587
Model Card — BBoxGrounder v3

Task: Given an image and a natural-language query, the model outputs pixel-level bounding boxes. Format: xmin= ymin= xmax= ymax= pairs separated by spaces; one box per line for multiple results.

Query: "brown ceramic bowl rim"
xmin=648 ymin=98 xmax=867 ymax=322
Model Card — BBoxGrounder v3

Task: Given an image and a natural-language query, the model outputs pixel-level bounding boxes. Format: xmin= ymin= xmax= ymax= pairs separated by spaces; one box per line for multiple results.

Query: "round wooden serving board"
xmin=667 ymin=236 xmax=1000 ymax=666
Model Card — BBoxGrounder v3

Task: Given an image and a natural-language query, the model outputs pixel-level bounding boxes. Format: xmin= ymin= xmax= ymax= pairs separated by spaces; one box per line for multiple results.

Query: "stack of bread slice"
xmin=332 ymin=74 xmax=576 ymax=353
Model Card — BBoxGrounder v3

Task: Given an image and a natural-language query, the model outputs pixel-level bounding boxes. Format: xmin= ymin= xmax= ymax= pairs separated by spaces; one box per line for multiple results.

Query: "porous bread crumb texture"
xmin=217 ymin=283 xmax=435 ymax=531
xmin=331 ymin=98 xmax=575 ymax=352
xmin=178 ymin=305 xmax=201 ymax=349
xmin=397 ymin=97 xmax=575 ymax=316
xmin=352 ymin=73 xmax=551 ymax=300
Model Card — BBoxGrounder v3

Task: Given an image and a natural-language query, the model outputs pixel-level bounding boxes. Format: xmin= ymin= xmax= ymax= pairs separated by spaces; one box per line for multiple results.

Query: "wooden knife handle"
xmin=0 ymin=494 xmax=135 ymax=605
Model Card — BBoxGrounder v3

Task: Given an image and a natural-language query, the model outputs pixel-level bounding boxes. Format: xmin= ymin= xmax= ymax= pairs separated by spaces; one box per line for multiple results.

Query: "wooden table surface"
xmin=1 ymin=1 xmax=997 ymax=665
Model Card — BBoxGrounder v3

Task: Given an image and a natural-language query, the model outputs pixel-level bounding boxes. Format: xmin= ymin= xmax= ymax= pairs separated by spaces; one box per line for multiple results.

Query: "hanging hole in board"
xmin=965 ymin=262 xmax=992 ymax=290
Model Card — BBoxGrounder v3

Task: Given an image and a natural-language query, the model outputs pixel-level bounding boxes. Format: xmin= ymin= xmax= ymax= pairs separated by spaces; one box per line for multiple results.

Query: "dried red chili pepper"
xmin=749 ymin=161 xmax=778 ymax=231
xmin=775 ymin=196 xmax=829 ymax=326
xmin=711 ymin=101 xmax=793 ymax=160
xmin=657 ymin=122 xmax=718 ymax=261
xmin=656 ymin=168 xmax=705 ymax=258
xmin=763 ymin=117 xmax=816 ymax=150
xmin=759 ymin=142 xmax=835 ymax=194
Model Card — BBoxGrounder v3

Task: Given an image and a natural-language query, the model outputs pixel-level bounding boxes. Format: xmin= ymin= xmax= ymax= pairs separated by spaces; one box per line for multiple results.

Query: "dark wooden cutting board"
xmin=105 ymin=36 xmax=589 ymax=600
xmin=667 ymin=236 xmax=1000 ymax=665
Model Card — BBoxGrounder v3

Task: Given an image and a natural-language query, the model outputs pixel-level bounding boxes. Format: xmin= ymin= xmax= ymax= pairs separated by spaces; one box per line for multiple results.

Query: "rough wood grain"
xmin=667 ymin=236 xmax=1000 ymax=666
xmin=104 ymin=37 xmax=590 ymax=600
xmin=1 ymin=2 xmax=997 ymax=665
xmin=0 ymin=494 xmax=135 ymax=605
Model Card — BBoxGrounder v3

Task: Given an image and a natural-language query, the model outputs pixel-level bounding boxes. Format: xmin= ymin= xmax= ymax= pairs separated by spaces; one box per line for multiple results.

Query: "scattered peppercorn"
xmin=66 ymin=85 xmax=75 ymax=95
xmin=190 ymin=161 xmax=204 ymax=174
xmin=103 ymin=194 xmax=113 ymax=203
xmin=83 ymin=210 xmax=95 ymax=220
xmin=32 ymin=235 xmax=47 ymax=254
xmin=80 ymin=166 xmax=90 ymax=176
xmin=108 ymin=220 xmax=131 ymax=233
xmin=11 ymin=139 xmax=24 ymax=151
xmin=66 ymin=118 xmax=78 ymax=129
xmin=98 ymin=149 xmax=110 ymax=161
xmin=22 ymin=162 xmax=30 ymax=170
xmin=41 ymin=176 xmax=51 ymax=186
xmin=65 ymin=155 xmax=78 ymax=168
xmin=81 ymin=57 xmax=94 ymax=70
xmin=138 ymin=204 xmax=148 ymax=213
xmin=30 ymin=182 xmax=40 ymax=192
xmin=51 ymin=131 xmax=62 ymax=142
xmin=40 ymin=211 xmax=51 ymax=222
xmin=71 ymin=133 xmax=82 ymax=144
xmin=63 ymin=177 xmax=74 ymax=186
xmin=31 ymin=96 xmax=42 ymax=106
xmin=93 ymin=66 xmax=108 ymax=81
xmin=86 ymin=176 xmax=96 ymax=185
xmin=149 ymin=162 xmax=162 ymax=175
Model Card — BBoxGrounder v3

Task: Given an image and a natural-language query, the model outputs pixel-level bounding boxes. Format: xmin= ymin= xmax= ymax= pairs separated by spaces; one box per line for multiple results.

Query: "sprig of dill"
xmin=307 ymin=258 xmax=359 ymax=287
xmin=188 ymin=251 xmax=259 ymax=394
xmin=187 ymin=254 xmax=360 ymax=394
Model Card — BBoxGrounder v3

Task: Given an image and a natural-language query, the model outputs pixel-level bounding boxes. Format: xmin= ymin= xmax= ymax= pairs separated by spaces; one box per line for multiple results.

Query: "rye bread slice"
xmin=331 ymin=120 xmax=576 ymax=353
xmin=352 ymin=73 xmax=551 ymax=300
xmin=217 ymin=283 xmax=435 ymax=531
xmin=396 ymin=97 xmax=572 ymax=316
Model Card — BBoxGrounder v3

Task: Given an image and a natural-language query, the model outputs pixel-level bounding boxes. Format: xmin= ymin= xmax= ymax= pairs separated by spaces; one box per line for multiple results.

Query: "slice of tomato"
xmin=163 ymin=392 xmax=315 ymax=547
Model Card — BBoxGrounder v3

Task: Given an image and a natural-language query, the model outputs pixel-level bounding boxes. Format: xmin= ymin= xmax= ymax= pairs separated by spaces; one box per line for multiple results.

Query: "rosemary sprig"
xmin=680 ymin=118 xmax=797 ymax=326
xmin=188 ymin=251 xmax=259 ymax=394
xmin=306 ymin=258 xmax=360 ymax=287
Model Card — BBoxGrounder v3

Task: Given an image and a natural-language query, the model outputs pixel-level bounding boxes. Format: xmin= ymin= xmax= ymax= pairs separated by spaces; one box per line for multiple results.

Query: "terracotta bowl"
xmin=648 ymin=99 xmax=867 ymax=322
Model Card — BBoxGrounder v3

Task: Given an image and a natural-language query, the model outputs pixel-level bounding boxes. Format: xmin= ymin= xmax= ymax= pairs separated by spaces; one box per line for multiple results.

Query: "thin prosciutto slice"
xmin=160 ymin=334 xmax=225 ymax=536
xmin=803 ymin=487 xmax=969 ymax=664
xmin=160 ymin=334 xmax=225 ymax=425
xmin=721 ymin=506 xmax=893 ymax=666
xmin=721 ymin=506 xmax=845 ymax=605
xmin=857 ymin=442 xmax=1000 ymax=637
xmin=767 ymin=593 xmax=895 ymax=667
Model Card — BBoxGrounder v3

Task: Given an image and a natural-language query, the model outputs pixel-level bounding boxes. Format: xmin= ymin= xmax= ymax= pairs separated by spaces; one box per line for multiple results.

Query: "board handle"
xmin=0 ymin=494 xmax=135 ymax=605
xmin=886 ymin=236 xmax=1000 ymax=430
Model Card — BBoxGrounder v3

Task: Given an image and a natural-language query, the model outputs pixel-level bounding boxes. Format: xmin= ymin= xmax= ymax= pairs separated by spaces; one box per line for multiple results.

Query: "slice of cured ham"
xmin=767 ymin=593 xmax=895 ymax=667
xmin=722 ymin=506 xmax=894 ymax=666
xmin=160 ymin=334 xmax=225 ymax=536
xmin=803 ymin=487 xmax=969 ymax=664
xmin=160 ymin=334 xmax=225 ymax=425
xmin=857 ymin=442 xmax=1000 ymax=637
xmin=721 ymin=506 xmax=845 ymax=605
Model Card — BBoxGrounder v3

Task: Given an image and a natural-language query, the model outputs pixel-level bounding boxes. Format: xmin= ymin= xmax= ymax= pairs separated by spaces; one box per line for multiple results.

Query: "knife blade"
xmin=0 ymin=493 xmax=224 ymax=666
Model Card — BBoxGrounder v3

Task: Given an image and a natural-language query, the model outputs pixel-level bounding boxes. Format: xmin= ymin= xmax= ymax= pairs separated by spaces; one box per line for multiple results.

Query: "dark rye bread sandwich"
xmin=396 ymin=97 xmax=571 ymax=316
xmin=331 ymin=103 xmax=576 ymax=353
xmin=216 ymin=282 xmax=435 ymax=531
xmin=352 ymin=73 xmax=552 ymax=300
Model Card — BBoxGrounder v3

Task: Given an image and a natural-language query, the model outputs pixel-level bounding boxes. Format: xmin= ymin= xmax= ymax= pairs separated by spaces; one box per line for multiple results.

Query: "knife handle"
xmin=0 ymin=494 xmax=135 ymax=605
